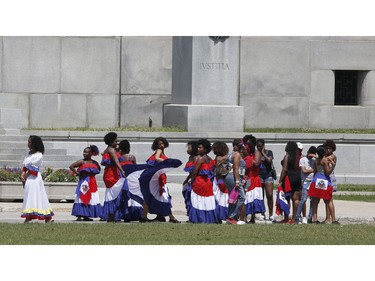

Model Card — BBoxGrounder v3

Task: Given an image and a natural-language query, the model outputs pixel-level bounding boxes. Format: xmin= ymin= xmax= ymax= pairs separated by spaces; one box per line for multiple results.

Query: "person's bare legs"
xmin=312 ymin=197 xmax=320 ymax=222
xmin=239 ymin=204 xmax=246 ymax=222
xmin=265 ymin=182 xmax=274 ymax=219
xmin=142 ymin=202 xmax=149 ymax=220
xmin=324 ymin=202 xmax=331 ymax=223
xmin=326 ymin=199 xmax=336 ymax=222
xmin=302 ymin=201 xmax=306 ymax=218
xmin=291 ymin=191 xmax=300 ymax=221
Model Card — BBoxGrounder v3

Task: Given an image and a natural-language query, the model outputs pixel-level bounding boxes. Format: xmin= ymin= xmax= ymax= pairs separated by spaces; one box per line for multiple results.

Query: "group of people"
xmin=19 ymin=132 xmax=339 ymax=225
xmin=277 ymin=140 xmax=339 ymax=224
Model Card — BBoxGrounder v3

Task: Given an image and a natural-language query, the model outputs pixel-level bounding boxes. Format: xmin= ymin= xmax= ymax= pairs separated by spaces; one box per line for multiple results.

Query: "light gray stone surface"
xmin=2 ymin=37 xmax=60 ymax=93
xmin=166 ymin=36 xmax=241 ymax=131
xmin=0 ymin=108 xmax=23 ymax=129
xmin=120 ymin=94 xmax=170 ymax=128
xmin=0 ymin=93 xmax=29 ymax=128
xmin=30 ymin=94 xmax=87 ymax=128
xmin=61 ymin=37 xmax=120 ymax=94
xmin=121 ymin=37 xmax=172 ymax=95
xmin=2 ymin=36 xmax=375 ymax=131
xmin=164 ymin=104 xmax=244 ymax=132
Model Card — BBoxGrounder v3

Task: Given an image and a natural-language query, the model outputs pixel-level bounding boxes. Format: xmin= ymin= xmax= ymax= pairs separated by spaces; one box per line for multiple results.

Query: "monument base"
xmin=163 ymin=104 xmax=244 ymax=132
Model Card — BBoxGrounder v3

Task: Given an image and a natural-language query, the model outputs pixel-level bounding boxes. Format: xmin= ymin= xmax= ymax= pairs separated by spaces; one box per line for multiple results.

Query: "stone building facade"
xmin=1 ymin=36 xmax=375 ymax=131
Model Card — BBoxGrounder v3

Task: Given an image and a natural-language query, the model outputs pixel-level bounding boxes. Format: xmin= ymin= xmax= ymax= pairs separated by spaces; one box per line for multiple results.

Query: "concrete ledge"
xmin=0 ymin=182 xmax=76 ymax=201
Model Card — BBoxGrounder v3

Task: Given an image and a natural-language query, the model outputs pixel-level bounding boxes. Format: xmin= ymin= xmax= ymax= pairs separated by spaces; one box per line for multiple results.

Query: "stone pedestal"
xmin=164 ymin=36 xmax=244 ymax=132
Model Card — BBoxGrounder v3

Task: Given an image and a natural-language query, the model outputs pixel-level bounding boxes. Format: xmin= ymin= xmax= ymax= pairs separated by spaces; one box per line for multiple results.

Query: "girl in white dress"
xmin=21 ymin=135 xmax=54 ymax=223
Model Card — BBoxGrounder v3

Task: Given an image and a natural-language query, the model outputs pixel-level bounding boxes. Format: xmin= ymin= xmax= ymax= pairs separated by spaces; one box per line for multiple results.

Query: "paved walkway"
xmin=1 ymin=183 xmax=374 ymax=224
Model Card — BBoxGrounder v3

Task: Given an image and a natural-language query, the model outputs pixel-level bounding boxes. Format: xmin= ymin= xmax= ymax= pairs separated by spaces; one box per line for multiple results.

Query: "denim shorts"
xmin=260 ymin=176 xmax=274 ymax=184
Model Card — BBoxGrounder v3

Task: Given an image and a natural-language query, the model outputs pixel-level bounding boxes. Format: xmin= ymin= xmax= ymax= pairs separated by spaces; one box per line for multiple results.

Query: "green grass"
xmin=0 ymin=223 xmax=374 ymax=245
xmin=23 ymin=126 xmax=186 ymax=132
xmin=245 ymin=128 xmax=375 ymax=134
xmin=333 ymin=194 xmax=375 ymax=202
xmin=338 ymin=185 xmax=375 ymax=192
xmin=24 ymin=127 xmax=375 ymax=134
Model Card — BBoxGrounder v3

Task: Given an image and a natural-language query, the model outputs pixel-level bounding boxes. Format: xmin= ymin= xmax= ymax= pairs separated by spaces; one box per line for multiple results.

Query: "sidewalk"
xmin=1 ymin=183 xmax=374 ymax=224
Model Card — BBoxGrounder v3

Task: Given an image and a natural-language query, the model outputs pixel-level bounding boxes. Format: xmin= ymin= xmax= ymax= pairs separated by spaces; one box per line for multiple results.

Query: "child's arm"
xmin=69 ymin=159 xmax=84 ymax=176
xmin=154 ymin=149 xmax=165 ymax=162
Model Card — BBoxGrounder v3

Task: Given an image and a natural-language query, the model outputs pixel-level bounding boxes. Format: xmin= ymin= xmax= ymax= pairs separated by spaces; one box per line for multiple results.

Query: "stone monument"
xmin=163 ymin=36 xmax=244 ymax=132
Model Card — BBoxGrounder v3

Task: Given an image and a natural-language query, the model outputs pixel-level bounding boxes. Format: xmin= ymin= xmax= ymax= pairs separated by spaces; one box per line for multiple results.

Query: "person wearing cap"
xmin=295 ymin=145 xmax=317 ymax=224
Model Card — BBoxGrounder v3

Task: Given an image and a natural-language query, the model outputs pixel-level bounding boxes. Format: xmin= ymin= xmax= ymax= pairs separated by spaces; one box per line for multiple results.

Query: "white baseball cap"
xmin=297 ymin=142 xmax=303 ymax=150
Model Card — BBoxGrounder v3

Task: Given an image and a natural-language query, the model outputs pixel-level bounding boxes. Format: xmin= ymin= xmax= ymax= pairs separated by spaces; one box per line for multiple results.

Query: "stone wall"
xmin=2 ymin=36 xmax=375 ymax=130
xmin=0 ymin=36 xmax=172 ymax=129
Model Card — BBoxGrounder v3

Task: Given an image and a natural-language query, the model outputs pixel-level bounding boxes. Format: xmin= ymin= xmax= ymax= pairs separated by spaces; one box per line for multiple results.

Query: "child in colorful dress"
xmin=70 ymin=145 xmax=102 ymax=221
xmin=21 ymin=135 xmax=54 ymax=223
xmin=145 ymin=137 xmax=180 ymax=223
xmin=117 ymin=140 xmax=143 ymax=222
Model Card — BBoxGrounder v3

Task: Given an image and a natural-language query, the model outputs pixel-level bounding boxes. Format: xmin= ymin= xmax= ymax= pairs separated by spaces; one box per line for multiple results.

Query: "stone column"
xmin=164 ymin=36 xmax=244 ymax=132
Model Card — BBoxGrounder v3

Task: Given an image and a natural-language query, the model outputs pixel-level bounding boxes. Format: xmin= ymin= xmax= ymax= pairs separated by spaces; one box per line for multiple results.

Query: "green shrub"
xmin=0 ymin=167 xmax=21 ymax=181
xmin=0 ymin=166 xmax=77 ymax=183
xmin=43 ymin=168 xmax=77 ymax=183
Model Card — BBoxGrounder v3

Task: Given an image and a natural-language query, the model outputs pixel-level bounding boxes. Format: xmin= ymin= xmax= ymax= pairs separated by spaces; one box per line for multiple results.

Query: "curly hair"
xmin=151 ymin=137 xmax=169 ymax=151
xmin=104 ymin=132 xmax=117 ymax=145
xmin=187 ymin=141 xmax=198 ymax=156
xmin=29 ymin=135 xmax=45 ymax=154
xmin=323 ymin=139 xmax=336 ymax=151
xmin=243 ymin=134 xmax=257 ymax=147
xmin=197 ymin=139 xmax=212 ymax=154
xmin=87 ymin=145 xmax=99 ymax=156
xmin=119 ymin=140 xmax=130 ymax=154
xmin=212 ymin=141 xmax=228 ymax=156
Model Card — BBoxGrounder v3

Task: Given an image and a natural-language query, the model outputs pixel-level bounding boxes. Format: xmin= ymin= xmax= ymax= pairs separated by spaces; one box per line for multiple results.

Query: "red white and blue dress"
xmin=143 ymin=154 xmax=174 ymax=216
xmin=71 ymin=161 xmax=102 ymax=218
xmin=188 ymin=159 xmax=219 ymax=223
xmin=101 ymin=152 xmax=126 ymax=221
xmin=308 ymin=164 xmax=333 ymax=201
xmin=21 ymin=152 xmax=54 ymax=221
xmin=243 ymin=154 xmax=266 ymax=215
xmin=120 ymin=155 xmax=145 ymax=221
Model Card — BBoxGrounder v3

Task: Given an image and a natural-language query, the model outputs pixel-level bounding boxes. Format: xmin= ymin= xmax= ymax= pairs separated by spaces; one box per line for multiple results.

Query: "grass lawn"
xmin=1 ymin=222 xmax=374 ymax=245
xmin=333 ymin=194 xmax=375 ymax=202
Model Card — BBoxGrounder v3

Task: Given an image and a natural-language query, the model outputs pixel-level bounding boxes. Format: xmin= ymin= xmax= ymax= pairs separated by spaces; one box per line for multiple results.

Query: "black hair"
xmin=307 ymin=146 xmax=317 ymax=155
xmin=104 ymin=132 xmax=117 ymax=145
xmin=243 ymin=134 xmax=256 ymax=147
xmin=29 ymin=135 xmax=45 ymax=154
xmin=323 ymin=139 xmax=336 ymax=151
xmin=187 ymin=141 xmax=198 ymax=156
xmin=317 ymin=146 xmax=326 ymax=158
xmin=256 ymin=138 xmax=265 ymax=146
xmin=197 ymin=139 xmax=211 ymax=154
xmin=285 ymin=141 xmax=300 ymax=170
xmin=87 ymin=145 xmax=99 ymax=156
xmin=119 ymin=140 xmax=130 ymax=154
xmin=151 ymin=137 xmax=169 ymax=151
xmin=212 ymin=141 xmax=229 ymax=156
xmin=232 ymin=138 xmax=242 ymax=148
